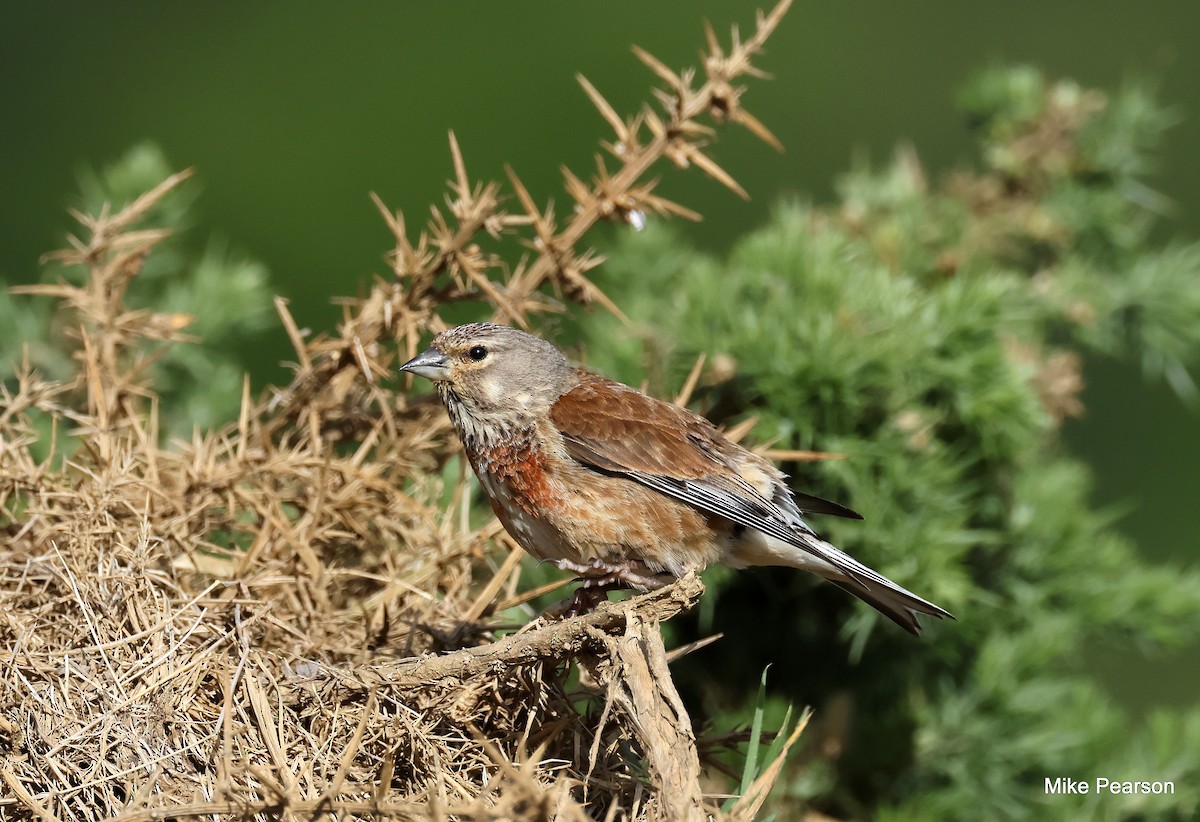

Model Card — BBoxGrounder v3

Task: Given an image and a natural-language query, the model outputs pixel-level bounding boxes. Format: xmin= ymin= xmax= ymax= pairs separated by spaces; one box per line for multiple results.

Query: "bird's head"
xmin=399 ymin=323 xmax=574 ymax=426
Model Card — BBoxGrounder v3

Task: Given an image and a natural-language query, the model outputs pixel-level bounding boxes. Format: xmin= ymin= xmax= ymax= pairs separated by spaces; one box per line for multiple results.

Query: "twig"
xmin=287 ymin=574 xmax=705 ymax=696
xmin=585 ymin=616 xmax=707 ymax=822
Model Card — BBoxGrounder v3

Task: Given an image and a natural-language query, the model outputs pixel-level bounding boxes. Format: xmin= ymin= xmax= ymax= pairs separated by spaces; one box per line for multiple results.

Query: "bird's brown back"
xmin=549 ymin=372 xmax=743 ymax=481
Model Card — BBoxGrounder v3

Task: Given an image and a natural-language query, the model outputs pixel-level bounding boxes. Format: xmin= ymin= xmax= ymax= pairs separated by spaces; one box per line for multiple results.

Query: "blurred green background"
xmin=2 ymin=0 xmax=1197 ymax=776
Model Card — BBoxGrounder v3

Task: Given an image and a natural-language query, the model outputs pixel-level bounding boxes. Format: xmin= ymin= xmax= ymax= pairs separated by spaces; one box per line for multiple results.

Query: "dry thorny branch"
xmin=0 ymin=2 xmax=803 ymax=819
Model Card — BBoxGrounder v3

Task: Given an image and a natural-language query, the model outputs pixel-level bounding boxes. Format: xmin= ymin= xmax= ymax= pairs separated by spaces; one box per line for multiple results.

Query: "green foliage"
xmin=0 ymin=144 xmax=274 ymax=437
xmin=720 ymin=666 xmax=805 ymax=821
xmin=575 ymin=67 xmax=1200 ymax=820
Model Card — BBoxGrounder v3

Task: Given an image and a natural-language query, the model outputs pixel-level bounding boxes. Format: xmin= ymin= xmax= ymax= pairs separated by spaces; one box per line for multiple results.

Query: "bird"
xmin=400 ymin=322 xmax=953 ymax=635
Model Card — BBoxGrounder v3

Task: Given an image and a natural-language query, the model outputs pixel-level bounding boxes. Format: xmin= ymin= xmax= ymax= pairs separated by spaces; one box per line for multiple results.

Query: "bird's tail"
xmin=827 ymin=575 xmax=952 ymax=636
xmin=737 ymin=530 xmax=954 ymax=635
xmin=788 ymin=535 xmax=953 ymax=636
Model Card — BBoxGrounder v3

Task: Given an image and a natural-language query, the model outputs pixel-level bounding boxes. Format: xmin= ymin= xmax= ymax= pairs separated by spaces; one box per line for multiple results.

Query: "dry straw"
xmin=1 ymin=2 xmax=803 ymax=819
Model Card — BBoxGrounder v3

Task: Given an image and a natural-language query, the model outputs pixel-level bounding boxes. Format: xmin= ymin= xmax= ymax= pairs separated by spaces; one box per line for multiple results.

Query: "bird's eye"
xmin=468 ymin=345 xmax=488 ymax=362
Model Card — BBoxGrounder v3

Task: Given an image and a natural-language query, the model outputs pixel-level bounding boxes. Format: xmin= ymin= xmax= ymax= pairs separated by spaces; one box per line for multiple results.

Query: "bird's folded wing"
xmin=550 ymin=376 xmax=845 ymax=560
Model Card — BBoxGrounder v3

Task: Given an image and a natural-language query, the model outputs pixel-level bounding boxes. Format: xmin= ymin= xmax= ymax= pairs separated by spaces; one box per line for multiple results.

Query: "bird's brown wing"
xmin=550 ymin=374 xmax=826 ymax=551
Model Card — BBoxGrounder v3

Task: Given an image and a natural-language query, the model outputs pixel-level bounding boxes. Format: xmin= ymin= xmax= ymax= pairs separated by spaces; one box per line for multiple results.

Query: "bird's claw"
xmin=564 ymin=583 xmax=616 ymax=616
xmin=541 ymin=578 xmax=626 ymax=619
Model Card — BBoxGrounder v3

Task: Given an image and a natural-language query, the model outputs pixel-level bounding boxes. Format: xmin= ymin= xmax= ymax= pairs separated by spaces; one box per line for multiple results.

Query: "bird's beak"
xmin=399 ymin=348 xmax=451 ymax=382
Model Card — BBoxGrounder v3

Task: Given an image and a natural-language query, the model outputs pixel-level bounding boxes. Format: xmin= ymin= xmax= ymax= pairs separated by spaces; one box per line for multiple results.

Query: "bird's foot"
xmin=546 ymin=562 xmax=673 ymax=618
xmin=553 ymin=558 xmax=670 ymax=594
xmin=541 ymin=580 xmax=620 ymax=619
xmin=558 ymin=581 xmax=623 ymax=617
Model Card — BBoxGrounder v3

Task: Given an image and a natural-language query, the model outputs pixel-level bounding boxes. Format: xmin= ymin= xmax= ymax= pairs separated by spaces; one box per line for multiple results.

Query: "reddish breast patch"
xmin=475 ymin=440 xmax=559 ymax=518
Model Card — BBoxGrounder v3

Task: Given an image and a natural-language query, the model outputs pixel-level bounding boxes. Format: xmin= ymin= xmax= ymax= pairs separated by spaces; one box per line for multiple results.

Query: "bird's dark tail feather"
xmin=830 ymin=577 xmax=954 ymax=636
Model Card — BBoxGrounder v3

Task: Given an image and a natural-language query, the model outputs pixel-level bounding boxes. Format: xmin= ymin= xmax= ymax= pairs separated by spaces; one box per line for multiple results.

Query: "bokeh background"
xmin=3 ymin=0 xmax=1197 ymax=772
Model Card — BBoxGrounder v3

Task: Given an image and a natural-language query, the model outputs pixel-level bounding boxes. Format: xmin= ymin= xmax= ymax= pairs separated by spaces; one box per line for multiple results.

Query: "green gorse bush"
xmin=573 ymin=66 xmax=1200 ymax=820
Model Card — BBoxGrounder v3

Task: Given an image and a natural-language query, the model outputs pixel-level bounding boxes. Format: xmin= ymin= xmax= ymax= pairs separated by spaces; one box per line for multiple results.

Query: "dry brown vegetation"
xmin=0 ymin=3 xmax=805 ymax=819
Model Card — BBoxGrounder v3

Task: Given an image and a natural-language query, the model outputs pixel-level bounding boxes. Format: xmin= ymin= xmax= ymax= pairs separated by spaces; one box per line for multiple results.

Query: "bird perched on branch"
xmin=400 ymin=323 xmax=952 ymax=635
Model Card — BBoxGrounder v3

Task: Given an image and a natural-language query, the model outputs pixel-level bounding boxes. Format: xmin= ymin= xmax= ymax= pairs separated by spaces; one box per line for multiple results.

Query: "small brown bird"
xmin=401 ymin=323 xmax=952 ymax=634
